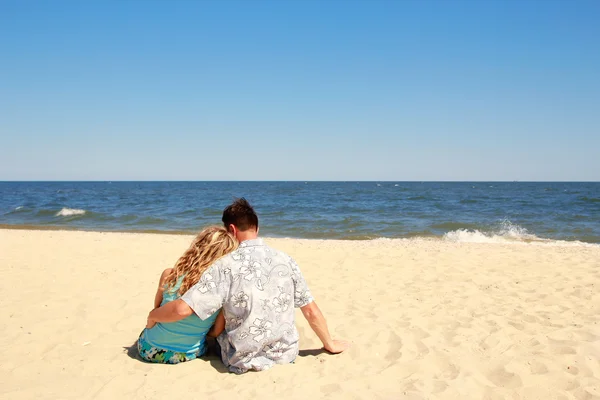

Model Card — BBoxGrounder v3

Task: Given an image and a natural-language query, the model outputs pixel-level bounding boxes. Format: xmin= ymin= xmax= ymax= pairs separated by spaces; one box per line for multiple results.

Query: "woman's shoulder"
xmin=159 ymin=268 xmax=174 ymax=286
xmin=161 ymin=268 xmax=174 ymax=278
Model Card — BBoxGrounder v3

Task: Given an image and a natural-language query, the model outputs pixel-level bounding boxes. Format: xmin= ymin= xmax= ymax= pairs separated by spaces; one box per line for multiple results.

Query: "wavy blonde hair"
xmin=164 ymin=226 xmax=238 ymax=295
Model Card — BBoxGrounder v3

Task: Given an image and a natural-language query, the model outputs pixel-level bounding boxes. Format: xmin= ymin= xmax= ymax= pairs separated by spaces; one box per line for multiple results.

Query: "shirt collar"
xmin=240 ymin=238 xmax=264 ymax=247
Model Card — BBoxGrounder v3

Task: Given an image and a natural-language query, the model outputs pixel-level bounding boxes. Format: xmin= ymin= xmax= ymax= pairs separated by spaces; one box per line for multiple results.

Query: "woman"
xmin=137 ymin=226 xmax=238 ymax=364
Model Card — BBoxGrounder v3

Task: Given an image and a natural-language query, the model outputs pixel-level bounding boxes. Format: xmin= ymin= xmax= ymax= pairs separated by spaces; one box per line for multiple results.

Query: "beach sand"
xmin=0 ymin=229 xmax=599 ymax=399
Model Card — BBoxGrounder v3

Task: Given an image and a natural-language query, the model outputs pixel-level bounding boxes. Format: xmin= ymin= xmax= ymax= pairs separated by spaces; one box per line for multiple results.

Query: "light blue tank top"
xmin=142 ymin=276 xmax=219 ymax=355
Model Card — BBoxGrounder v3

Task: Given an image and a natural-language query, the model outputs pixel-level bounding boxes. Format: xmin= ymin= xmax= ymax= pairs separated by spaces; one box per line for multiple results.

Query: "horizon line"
xmin=1 ymin=180 xmax=599 ymax=183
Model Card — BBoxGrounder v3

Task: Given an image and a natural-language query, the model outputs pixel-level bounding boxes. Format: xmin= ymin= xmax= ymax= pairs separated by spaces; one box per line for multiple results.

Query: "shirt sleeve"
xmin=181 ymin=260 xmax=229 ymax=320
xmin=290 ymin=257 xmax=314 ymax=308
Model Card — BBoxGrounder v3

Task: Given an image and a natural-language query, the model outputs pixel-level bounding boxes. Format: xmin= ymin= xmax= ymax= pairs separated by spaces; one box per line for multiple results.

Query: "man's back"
xmin=182 ymin=238 xmax=313 ymax=373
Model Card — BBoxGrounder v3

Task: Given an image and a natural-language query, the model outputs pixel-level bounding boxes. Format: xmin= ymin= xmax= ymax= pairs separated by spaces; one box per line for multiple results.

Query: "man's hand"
xmin=301 ymin=301 xmax=349 ymax=355
xmin=146 ymin=315 xmax=156 ymax=329
xmin=323 ymin=339 xmax=350 ymax=354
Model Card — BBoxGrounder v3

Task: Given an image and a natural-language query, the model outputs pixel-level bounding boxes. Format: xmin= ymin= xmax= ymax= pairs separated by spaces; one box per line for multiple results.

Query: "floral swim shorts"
xmin=137 ymin=332 xmax=202 ymax=364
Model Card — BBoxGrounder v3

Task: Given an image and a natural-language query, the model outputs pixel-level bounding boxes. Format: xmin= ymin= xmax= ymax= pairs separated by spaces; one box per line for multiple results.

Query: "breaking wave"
xmin=444 ymin=220 xmax=541 ymax=244
xmin=55 ymin=208 xmax=87 ymax=217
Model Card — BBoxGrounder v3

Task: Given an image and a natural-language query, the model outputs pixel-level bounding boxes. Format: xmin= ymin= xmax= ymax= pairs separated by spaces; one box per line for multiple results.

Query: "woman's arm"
xmin=153 ymin=268 xmax=173 ymax=309
xmin=207 ymin=310 xmax=225 ymax=338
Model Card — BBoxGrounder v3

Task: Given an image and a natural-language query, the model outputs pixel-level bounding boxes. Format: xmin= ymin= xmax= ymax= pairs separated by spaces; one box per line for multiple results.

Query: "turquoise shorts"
xmin=137 ymin=331 xmax=202 ymax=364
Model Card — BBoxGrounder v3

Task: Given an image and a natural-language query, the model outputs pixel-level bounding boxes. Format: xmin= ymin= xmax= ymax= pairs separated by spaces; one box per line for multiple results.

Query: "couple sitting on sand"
xmin=138 ymin=198 xmax=349 ymax=373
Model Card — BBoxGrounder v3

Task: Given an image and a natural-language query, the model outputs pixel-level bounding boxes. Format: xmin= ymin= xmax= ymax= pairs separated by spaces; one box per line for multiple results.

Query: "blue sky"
xmin=1 ymin=0 xmax=599 ymax=181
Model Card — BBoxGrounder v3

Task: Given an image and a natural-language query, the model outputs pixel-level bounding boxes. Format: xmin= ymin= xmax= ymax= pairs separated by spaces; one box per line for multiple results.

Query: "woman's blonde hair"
xmin=164 ymin=226 xmax=238 ymax=295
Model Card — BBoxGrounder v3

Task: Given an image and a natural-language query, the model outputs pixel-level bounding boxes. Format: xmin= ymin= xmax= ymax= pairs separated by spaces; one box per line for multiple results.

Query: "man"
xmin=147 ymin=198 xmax=348 ymax=373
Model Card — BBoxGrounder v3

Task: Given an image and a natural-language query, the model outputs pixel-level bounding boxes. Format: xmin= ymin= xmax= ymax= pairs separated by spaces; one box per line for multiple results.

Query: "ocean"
xmin=1 ymin=181 xmax=599 ymax=244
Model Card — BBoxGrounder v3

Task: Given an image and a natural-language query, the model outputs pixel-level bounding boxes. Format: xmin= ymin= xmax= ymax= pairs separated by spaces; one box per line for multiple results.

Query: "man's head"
xmin=222 ymin=198 xmax=259 ymax=241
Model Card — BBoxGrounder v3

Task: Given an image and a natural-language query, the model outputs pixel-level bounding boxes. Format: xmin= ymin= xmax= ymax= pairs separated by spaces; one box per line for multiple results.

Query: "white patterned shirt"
xmin=181 ymin=238 xmax=314 ymax=373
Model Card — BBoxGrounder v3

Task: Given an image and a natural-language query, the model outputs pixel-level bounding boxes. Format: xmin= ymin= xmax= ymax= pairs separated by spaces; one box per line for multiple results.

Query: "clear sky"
xmin=1 ymin=0 xmax=599 ymax=181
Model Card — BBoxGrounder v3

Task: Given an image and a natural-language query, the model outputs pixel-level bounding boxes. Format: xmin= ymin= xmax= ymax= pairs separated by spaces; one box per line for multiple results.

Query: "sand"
xmin=0 ymin=229 xmax=599 ymax=399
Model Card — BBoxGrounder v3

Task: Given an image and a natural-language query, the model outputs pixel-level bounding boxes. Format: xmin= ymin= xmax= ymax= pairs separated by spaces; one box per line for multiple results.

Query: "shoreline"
xmin=3 ymin=182 xmax=599 ymax=246
xmin=0 ymin=224 xmax=598 ymax=247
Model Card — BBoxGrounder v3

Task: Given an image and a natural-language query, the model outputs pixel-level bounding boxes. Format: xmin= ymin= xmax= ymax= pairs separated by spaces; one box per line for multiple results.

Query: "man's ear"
xmin=228 ymin=224 xmax=237 ymax=236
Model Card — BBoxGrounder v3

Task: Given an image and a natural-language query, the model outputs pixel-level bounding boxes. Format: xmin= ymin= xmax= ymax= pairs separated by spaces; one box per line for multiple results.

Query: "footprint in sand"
xmin=385 ymin=331 xmax=403 ymax=362
xmin=487 ymin=366 xmax=523 ymax=389
xmin=573 ymin=387 xmax=599 ymax=399
xmin=430 ymin=350 xmax=460 ymax=380
xmin=508 ymin=321 xmax=525 ymax=331
xmin=574 ymin=330 xmax=600 ymax=342
xmin=551 ymin=345 xmax=577 ymax=355
xmin=528 ymin=360 xmax=548 ymax=374
xmin=320 ymin=383 xmax=341 ymax=395
xmin=566 ymin=365 xmax=579 ymax=375
xmin=521 ymin=314 xmax=538 ymax=323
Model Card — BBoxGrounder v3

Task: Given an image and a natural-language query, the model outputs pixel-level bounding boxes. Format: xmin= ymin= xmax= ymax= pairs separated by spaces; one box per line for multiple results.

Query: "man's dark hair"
xmin=222 ymin=197 xmax=259 ymax=231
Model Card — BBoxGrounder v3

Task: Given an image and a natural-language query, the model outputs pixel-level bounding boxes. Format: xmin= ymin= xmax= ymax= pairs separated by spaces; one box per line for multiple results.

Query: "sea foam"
xmin=443 ymin=220 xmax=539 ymax=244
xmin=56 ymin=208 xmax=86 ymax=217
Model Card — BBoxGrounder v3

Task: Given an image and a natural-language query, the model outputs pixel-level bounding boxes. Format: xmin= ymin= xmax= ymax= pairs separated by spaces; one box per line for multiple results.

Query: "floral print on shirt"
xmin=181 ymin=239 xmax=314 ymax=374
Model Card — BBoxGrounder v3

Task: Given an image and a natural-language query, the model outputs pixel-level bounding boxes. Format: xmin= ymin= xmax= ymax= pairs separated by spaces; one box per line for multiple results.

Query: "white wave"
xmin=56 ymin=208 xmax=86 ymax=217
xmin=444 ymin=220 xmax=539 ymax=244
xmin=15 ymin=206 xmax=24 ymax=210
xmin=443 ymin=220 xmax=598 ymax=247
xmin=445 ymin=229 xmax=522 ymax=244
